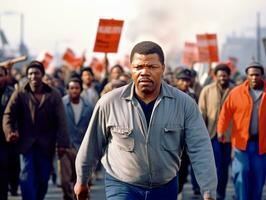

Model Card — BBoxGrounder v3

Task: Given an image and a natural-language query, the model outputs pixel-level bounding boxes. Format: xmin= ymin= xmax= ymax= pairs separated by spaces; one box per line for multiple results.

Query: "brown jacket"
xmin=198 ymin=81 xmax=234 ymax=142
xmin=3 ymin=82 xmax=69 ymax=156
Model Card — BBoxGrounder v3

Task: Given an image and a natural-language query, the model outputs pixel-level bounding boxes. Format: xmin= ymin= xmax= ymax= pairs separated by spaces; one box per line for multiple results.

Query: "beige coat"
xmin=198 ymin=81 xmax=234 ymax=142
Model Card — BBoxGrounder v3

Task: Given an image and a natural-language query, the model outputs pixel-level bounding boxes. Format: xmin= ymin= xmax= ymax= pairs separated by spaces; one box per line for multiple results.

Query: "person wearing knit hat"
xmin=26 ymin=60 xmax=45 ymax=76
xmin=217 ymin=61 xmax=266 ymax=200
xmin=3 ymin=59 xmax=69 ymax=200
xmin=245 ymin=61 xmax=264 ymax=75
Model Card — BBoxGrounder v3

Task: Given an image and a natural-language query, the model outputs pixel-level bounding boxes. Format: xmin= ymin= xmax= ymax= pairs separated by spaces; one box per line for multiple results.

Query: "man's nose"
xmin=140 ymin=67 xmax=151 ymax=75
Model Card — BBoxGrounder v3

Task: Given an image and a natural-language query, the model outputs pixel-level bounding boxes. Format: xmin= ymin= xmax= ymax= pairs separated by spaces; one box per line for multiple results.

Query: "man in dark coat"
xmin=3 ymin=61 xmax=69 ymax=200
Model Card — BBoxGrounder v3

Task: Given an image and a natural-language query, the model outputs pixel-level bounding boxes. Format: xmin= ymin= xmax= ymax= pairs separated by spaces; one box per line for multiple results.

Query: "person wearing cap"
xmin=199 ymin=63 xmax=235 ymax=200
xmin=175 ymin=67 xmax=197 ymax=100
xmin=175 ymin=67 xmax=200 ymax=196
xmin=217 ymin=61 xmax=266 ymax=200
xmin=2 ymin=60 xmax=70 ymax=200
xmin=74 ymin=41 xmax=217 ymax=200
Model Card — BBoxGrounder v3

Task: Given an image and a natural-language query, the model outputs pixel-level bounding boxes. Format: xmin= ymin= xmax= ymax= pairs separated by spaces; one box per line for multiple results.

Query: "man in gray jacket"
xmin=74 ymin=41 xmax=217 ymax=200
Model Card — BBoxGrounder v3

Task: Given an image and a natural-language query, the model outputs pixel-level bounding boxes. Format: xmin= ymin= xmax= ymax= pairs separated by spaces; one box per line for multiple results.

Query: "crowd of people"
xmin=0 ymin=40 xmax=265 ymax=200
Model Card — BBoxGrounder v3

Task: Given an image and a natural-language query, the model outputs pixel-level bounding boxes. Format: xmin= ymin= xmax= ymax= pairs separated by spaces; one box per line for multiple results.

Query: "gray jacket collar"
xmin=120 ymin=81 xmax=176 ymax=101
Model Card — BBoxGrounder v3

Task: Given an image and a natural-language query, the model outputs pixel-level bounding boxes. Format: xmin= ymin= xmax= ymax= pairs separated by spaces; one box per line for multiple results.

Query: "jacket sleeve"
xmin=198 ymin=87 xmax=208 ymax=125
xmin=75 ymin=100 xmax=108 ymax=184
xmin=217 ymin=93 xmax=233 ymax=134
xmin=2 ymin=89 xmax=20 ymax=141
xmin=184 ymin=98 xmax=217 ymax=199
xmin=54 ymin=90 xmax=70 ymax=148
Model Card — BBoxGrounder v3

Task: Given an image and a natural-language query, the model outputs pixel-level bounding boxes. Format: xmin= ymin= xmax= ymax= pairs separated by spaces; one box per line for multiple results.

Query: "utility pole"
xmin=19 ymin=12 xmax=28 ymax=56
xmin=256 ymin=12 xmax=261 ymax=62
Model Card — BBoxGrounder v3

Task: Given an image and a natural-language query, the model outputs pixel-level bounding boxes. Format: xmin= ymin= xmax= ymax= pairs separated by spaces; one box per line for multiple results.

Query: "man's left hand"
xmin=57 ymin=147 xmax=67 ymax=158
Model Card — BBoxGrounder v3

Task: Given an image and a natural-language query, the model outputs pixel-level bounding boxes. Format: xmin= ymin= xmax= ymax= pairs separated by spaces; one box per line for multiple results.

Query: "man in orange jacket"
xmin=217 ymin=61 xmax=266 ymax=200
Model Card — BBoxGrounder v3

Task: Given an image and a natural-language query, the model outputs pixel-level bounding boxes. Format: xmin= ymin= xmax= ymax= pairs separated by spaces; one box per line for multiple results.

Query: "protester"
xmin=100 ymin=71 xmax=130 ymax=97
xmin=60 ymin=77 xmax=93 ymax=200
xmin=199 ymin=63 xmax=235 ymax=200
xmin=190 ymin=69 xmax=202 ymax=100
xmin=175 ymin=67 xmax=199 ymax=196
xmin=74 ymin=41 xmax=217 ymax=200
xmin=3 ymin=61 xmax=69 ymax=200
xmin=80 ymin=67 xmax=100 ymax=107
xmin=100 ymin=64 xmax=125 ymax=95
xmin=0 ymin=64 xmax=20 ymax=200
xmin=217 ymin=61 xmax=266 ymax=200
xmin=109 ymin=64 xmax=124 ymax=81
xmin=163 ymin=67 xmax=176 ymax=86
xmin=175 ymin=67 xmax=197 ymax=100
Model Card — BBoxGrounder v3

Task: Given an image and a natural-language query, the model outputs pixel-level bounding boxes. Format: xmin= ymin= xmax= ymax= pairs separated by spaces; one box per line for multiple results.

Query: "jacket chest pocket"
xmin=161 ymin=127 xmax=184 ymax=151
xmin=110 ymin=127 xmax=134 ymax=152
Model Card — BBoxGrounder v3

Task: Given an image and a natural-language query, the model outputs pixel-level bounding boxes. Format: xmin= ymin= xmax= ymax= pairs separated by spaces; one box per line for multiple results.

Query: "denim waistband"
xmin=249 ymin=134 xmax=258 ymax=141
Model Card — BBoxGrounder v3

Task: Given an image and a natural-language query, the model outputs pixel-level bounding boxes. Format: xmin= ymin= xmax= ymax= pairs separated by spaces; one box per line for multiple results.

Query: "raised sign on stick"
xmin=93 ymin=19 xmax=124 ymax=53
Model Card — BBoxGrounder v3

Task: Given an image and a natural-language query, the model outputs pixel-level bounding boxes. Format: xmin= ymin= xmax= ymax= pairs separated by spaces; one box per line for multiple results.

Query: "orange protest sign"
xmin=42 ymin=52 xmax=54 ymax=69
xmin=182 ymin=42 xmax=198 ymax=66
xmin=206 ymin=34 xmax=219 ymax=62
xmin=196 ymin=34 xmax=210 ymax=63
xmin=196 ymin=33 xmax=219 ymax=63
xmin=93 ymin=19 xmax=124 ymax=53
xmin=62 ymin=48 xmax=85 ymax=69
xmin=36 ymin=52 xmax=53 ymax=69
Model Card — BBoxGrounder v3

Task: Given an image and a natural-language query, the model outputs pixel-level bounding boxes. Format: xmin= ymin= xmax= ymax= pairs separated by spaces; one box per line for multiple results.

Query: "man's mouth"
xmin=139 ymin=78 xmax=152 ymax=83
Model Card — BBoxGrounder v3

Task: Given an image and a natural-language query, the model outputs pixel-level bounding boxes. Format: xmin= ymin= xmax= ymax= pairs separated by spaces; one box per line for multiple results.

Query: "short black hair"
xmin=26 ymin=60 xmax=45 ymax=75
xmin=130 ymin=41 xmax=164 ymax=64
xmin=214 ymin=63 xmax=231 ymax=76
xmin=110 ymin=64 xmax=124 ymax=73
xmin=245 ymin=61 xmax=264 ymax=75
xmin=80 ymin=67 xmax=94 ymax=77
xmin=66 ymin=77 xmax=83 ymax=91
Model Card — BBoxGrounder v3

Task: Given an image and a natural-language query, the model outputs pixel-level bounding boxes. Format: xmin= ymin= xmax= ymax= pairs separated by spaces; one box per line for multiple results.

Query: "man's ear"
xmin=162 ymin=64 xmax=165 ymax=76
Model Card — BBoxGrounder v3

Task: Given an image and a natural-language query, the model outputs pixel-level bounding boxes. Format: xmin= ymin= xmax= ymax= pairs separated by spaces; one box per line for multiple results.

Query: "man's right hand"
xmin=217 ymin=133 xmax=225 ymax=143
xmin=74 ymin=182 xmax=90 ymax=200
xmin=7 ymin=131 xmax=19 ymax=143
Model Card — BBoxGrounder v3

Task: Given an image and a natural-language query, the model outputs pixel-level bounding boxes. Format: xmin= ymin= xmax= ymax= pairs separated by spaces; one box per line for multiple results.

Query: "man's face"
xmin=216 ymin=70 xmax=230 ymax=88
xmin=81 ymin=71 xmax=93 ymax=86
xmin=131 ymin=53 xmax=165 ymax=97
xmin=176 ymin=78 xmax=191 ymax=92
xmin=110 ymin=67 xmax=123 ymax=80
xmin=247 ymin=67 xmax=264 ymax=89
xmin=68 ymin=81 xmax=81 ymax=100
xmin=27 ymin=68 xmax=43 ymax=91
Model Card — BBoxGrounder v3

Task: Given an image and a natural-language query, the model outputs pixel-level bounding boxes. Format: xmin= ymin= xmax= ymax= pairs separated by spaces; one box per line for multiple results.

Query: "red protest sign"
xmin=182 ymin=42 xmax=198 ymax=66
xmin=93 ymin=19 xmax=124 ymax=53
xmin=206 ymin=34 xmax=219 ymax=62
xmin=62 ymin=48 xmax=85 ymax=69
xmin=42 ymin=52 xmax=54 ymax=69
xmin=196 ymin=33 xmax=219 ymax=63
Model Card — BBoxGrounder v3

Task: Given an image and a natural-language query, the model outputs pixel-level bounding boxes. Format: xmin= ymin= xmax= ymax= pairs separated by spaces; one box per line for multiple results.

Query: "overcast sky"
xmin=1 ymin=0 xmax=266 ymax=63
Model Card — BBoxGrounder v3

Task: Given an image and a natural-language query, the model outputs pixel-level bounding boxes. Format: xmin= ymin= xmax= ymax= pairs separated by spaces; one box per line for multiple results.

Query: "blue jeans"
xmin=212 ymin=136 xmax=231 ymax=200
xmin=105 ymin=173 xmax=178 ymax=200
xmin=232 ymin=141 xmax=266 ymax=200
xmin=20 ymin=146 xmax=53 ymax=200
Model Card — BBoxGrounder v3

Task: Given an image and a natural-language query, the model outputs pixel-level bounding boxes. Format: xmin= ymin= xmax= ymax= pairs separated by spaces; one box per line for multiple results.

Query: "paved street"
xmin=9 ymin=170 xmax=266 ymax=200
